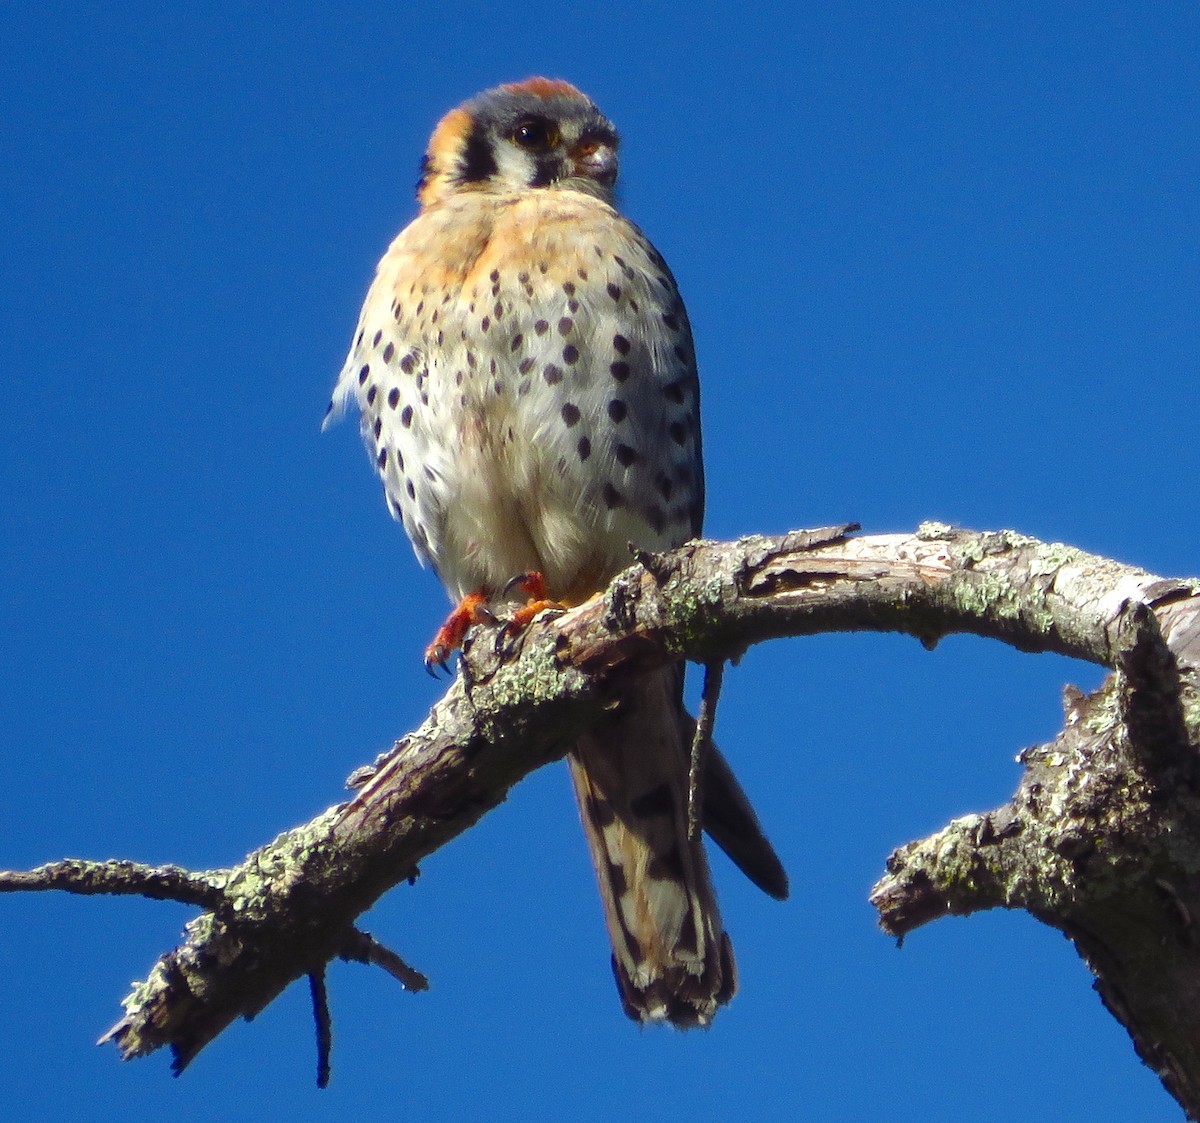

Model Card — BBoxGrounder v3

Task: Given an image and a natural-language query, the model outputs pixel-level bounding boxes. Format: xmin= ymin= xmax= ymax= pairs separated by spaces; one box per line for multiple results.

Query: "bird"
xmin=325 ymin=78 xmax=786 ymax=1026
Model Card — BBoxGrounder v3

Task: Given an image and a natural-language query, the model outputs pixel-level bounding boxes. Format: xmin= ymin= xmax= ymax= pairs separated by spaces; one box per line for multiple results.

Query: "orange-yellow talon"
xmin=507 ymin=599 xmax=562 ymax=631
xmin=501 ymin=570 xmax=549 ymax=601
xmin=491 ymin=570 xmax=570 ymax=657
xmin=423 ymin=589 xmax=494 ymax=674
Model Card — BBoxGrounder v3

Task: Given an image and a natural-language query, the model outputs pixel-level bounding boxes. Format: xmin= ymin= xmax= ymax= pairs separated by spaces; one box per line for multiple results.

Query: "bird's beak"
xmin=570 ymin=141 xmax=617 ymax=187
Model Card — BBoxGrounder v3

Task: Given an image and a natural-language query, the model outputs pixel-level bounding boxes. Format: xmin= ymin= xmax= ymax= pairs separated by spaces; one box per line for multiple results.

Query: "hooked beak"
xmin=570 ymin=140 xmax=617 ymax=187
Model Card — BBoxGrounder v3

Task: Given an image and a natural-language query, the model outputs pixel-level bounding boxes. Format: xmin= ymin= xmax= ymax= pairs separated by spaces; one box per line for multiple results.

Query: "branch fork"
xmin=7 ymin=523 xmax=1200 ymax=1115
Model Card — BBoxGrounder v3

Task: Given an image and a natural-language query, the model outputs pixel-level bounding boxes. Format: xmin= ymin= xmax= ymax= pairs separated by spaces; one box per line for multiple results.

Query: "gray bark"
xmin=4 ymin=523 xmax=1200 ymax=1115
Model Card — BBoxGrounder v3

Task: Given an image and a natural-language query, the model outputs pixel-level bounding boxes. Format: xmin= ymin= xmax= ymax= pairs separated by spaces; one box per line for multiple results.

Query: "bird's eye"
xmin=511 ymin=118 xmax=558 ymax=152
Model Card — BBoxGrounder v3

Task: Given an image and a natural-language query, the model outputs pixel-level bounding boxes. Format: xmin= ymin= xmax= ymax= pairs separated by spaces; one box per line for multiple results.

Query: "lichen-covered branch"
xmin=6 ymin=523 xmax=1200 ymax=1114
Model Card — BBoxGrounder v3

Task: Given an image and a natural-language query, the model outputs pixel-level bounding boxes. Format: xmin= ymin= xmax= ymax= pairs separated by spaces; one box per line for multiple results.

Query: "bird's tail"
xmin=568 ymin=666 xmax=782 ymax=1026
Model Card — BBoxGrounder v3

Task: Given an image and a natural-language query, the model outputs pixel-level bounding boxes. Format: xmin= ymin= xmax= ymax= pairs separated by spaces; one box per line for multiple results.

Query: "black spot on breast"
xmin=662 ymin=312 xmax=680 ymax=332
xmin=489 ymin=269 xmax=500 ymax=283
xmin=606 ymin=282 xmax=621 ymax=301
xmin=358 ymin=364 xmax=370 ymax=385
xmin=558 ymin=316 xmax=573 ymax=335
xmin=663 ymin=380 xmax=686 ymax=404
xmin=562 ymin=344 xmax=579 ymax=364
xmin=602 ymin=482 xmax=623 ymax=508
xmin=400 ymin=353 xmax=416 ymax=374
xmin=534 ymin=319 xmax=549 ymax=336
xmin=669 ymin=421 xmax=687 ymax=445
xmin=577 ymin=436 xmax=591 ymax=460
xmin=377 ymin=447 xmax=387 ymax=468
xmin=401 ymin=405 xmax=413 ymax=428
xmin=612 ymin=334 xmax=631 ymax=355
xmin=406 ymin=479 xmax=416 ymax=499
xmin=480 ymin=316 xmax=490 ymax=332
xmin=610 ymin=361 xmax=630 ymax=382
xmin=562 ymin=281 xmax=576 ymax=297
xmin=615 ymin=444 xmax=637 ymax=467
xmin=372 ymin=329 xmax=382 ymax=347
xmin=373 ymin=418 xmax=382 ymax=438
xmin=518 ymin=356 xmax=535 ymax=374
xmin=382 ymin=342 xmax=395 ymax=363
xmin=510 ymin=333 xmax=524 ymax=352
xmin=366 ymin=385 xmax=377 ymax=405
xmin=561 ymin=403 xmax=581 ymax=427
xmin=607 ymin=399 xmax=627 ymax=423
xmin=543 ymin=364 xmax=563 ymax=385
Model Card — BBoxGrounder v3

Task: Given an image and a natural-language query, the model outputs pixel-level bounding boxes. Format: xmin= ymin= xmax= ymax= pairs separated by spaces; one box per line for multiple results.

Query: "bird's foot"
xmin=494 ymin=571 xmax=567 ymax=656
xmin=424 ymin=590 xmax=497 ymax=676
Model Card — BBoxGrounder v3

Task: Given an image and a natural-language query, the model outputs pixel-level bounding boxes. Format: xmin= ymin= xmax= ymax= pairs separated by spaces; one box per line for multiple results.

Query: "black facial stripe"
xmin=415 ymin=153 xmax=432 ymax=198
xmin=456 ymin=122 xmax=499 ymax=183
xmin=530 ymin=155 xmax=563 ymax=187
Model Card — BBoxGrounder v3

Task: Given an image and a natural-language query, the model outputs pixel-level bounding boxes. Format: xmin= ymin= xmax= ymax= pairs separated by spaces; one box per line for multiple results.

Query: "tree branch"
xmin=6 ymin=523 xmax=1200 ymax=1114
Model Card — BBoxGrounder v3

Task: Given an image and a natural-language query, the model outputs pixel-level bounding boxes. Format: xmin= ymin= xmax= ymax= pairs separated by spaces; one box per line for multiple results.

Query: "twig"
xmin=308 ymin=970 xmax=332 ymax=1089
xmin=340 ymin=929 xmax=430 ymax=992
xmin=688 ymin=661 xmax=724 ymax=843
xmin=0 ymin=859 xmax=226 ymax=909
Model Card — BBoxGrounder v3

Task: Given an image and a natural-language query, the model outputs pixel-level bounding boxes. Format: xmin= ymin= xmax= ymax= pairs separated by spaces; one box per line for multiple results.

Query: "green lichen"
xmin=1027 ymin=541 xmax=1087 ymax=578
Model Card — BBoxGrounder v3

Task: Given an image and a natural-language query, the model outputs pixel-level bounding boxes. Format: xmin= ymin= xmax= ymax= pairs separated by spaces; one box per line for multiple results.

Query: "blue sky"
xmin=2 ymin=3 xmax=1196 ymax=1119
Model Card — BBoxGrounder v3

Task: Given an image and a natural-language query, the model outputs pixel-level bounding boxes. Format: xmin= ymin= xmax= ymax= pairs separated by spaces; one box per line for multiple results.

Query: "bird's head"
xmin=416 ymin=78 xmax=619 ymax=209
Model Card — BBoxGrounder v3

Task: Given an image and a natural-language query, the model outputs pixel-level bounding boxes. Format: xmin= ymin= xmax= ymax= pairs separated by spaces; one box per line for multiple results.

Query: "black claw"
xmin=493 ymin=620 xmax=516 ymax=658
xmin=501 ymin=571 xmax=538 ymax=599
xmin=423 ymin=650 xmax=451 ymax=678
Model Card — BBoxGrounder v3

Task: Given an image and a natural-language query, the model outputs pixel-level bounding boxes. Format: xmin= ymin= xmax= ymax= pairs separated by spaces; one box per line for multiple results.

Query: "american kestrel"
xmin=326 ymin=78 xmax=786 ymax=1026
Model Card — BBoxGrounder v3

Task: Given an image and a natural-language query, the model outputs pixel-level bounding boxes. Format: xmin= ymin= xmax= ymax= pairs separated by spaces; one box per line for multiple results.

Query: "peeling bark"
xmin=5 ymin=523 xmax=1200 ymax=1115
